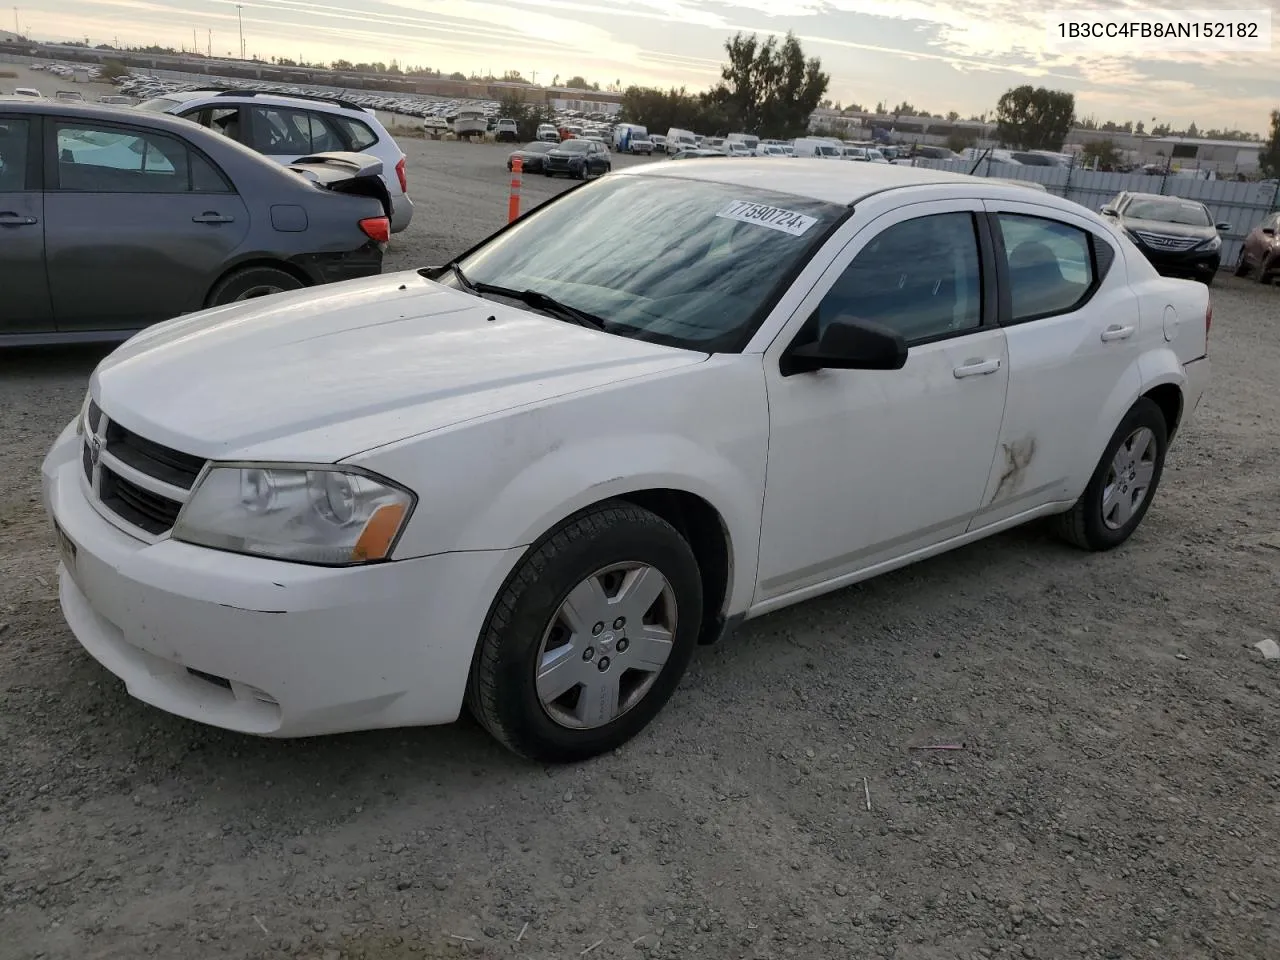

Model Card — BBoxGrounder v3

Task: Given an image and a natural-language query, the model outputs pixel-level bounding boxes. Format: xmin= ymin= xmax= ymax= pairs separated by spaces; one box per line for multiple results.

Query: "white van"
xmin=664 ymin=127 xmax=697 ymax=154
xmin=726 ymin=132 xmax=759 ymax=151
xmin=792 ymin=137 xmax=842 ymax=159
xmin=612 ymin=123 xmax=648 ymax=152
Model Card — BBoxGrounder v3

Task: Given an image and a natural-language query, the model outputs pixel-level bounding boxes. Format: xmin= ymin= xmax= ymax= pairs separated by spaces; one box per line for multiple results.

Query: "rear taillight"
xmin=360 ymin=216 xmax=390 ymax=244
xmin=395 ymin=156 xmax=407 ymax=194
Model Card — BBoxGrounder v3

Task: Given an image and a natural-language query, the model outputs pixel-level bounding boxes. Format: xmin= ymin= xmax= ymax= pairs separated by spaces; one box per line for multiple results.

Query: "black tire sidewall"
xmin=209 ymin=267 xmax=302 ymax=307
xmin=1077 ymin=398 xmax=1169 ymax=549
xmin=479 ymin=507 xmax=703 ymax=763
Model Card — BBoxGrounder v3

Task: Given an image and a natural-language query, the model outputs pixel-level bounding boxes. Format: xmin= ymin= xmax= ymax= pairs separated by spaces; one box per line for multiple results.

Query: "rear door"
xmin=968 ymin=199 xmax=1140 ymax=529
xmin=43 ymin=117 xmax=250 ymax=332
xmin=0 ymin=113 xmax=53 ymax=336
xmin=244 ymin=105 xmax=345 ymax=165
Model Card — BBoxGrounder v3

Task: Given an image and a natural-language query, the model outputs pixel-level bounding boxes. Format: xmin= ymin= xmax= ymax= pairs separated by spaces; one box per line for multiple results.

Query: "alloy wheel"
xmin=1101 ymin=427 xmax=1157 ymax=530
xmin=534 ymin=562 xmax=677 ymax=729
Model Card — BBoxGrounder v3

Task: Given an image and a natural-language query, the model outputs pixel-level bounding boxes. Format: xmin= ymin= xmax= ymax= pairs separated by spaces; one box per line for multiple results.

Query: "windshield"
xmin=135 ymin=96 xmax=183 ymax=113
xmin=558 ymin=140 xmax=591 ymax=152
xmin=451 ymin=175 xmax=844 ymax=351
xmin=1125 ymin=199 xmax=1211 ymax=225
xmin=522 ymin=141 xmax=553 ymax=152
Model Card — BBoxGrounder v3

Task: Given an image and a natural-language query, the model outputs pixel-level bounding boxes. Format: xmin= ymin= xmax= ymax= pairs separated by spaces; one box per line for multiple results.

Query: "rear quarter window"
xmin=331 ymin=116 xmax=379 ymax=151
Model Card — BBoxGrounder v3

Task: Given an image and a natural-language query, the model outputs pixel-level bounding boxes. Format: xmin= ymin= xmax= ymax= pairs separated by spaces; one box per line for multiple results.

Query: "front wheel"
xmin=466 ymin=501 xmax=703 ymax=763
xmin=1053 ymin=397 xmax=1168 ymax=551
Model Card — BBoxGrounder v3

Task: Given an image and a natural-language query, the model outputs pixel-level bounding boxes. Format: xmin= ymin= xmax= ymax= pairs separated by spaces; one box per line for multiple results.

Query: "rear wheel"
xmin=466 ymin=501 xmax=703 ymax=763
xmin=1233 ymin=247 xmax=1251 ymax=277
xmin=1053 ymin=398 xmax=1168 ymax=551
xmin=207 ymin=266 xmax=303 ymax=306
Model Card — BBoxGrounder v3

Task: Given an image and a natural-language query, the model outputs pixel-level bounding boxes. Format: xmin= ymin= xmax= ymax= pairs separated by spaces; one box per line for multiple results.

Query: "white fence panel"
xmin=910 ymin=158 xmax=1280 ymax=268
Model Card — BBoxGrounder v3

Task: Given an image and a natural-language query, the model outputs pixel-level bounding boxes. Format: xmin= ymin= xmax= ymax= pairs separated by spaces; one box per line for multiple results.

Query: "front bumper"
xmin=1135 ymin=245 xmax=1220 ymax=279
xmin=41 ymin=421 xmax=522 ymax=738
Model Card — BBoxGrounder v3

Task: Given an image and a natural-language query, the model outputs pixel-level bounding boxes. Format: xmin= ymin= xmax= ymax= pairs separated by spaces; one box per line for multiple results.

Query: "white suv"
xmin=138 ymin=90 xmax=414 ymax=233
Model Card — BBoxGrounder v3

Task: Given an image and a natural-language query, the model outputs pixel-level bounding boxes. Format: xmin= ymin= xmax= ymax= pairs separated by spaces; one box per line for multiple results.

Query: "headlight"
xmin=1201 ymin=235 xmax=1221 ymax=251
xmin=172 ymin=464 xmax=415 ymax=565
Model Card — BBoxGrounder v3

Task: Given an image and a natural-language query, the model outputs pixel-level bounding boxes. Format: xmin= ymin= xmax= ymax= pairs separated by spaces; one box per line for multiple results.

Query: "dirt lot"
xmin=2 ymin=136 xmax=1279 ymax=960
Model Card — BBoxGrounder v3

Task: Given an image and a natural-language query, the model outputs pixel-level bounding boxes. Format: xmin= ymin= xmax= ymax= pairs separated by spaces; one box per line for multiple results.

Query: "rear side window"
xmin=334 ymin=117 xmax=378 ymax=151
xmin=0 ymin=117 xmax=31 ymax=191
xmin=54 ymin=123 xmax=192 ymax=193
xmin=190 ymin=152 xmax=234 ymax=193
xmin=996 ymin=214 xmax=1095 ymax=321
xmin=248 ymin=106 xmax=314 ymax=155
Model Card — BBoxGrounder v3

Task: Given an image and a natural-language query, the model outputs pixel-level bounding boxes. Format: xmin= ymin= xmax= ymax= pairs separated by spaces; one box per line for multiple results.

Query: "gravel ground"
xmin=2 ymin=139 xmax=1279 ymax=960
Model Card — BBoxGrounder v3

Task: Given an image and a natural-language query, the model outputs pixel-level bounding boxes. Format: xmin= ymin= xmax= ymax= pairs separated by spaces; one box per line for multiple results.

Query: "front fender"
xmin=351 ymin=358 xmax=771 ymax=618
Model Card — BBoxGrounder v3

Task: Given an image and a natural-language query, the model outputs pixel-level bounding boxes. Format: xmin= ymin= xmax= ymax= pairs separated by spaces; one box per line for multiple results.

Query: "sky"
xmin=19 ymin=0 xmax=1280 ymax=132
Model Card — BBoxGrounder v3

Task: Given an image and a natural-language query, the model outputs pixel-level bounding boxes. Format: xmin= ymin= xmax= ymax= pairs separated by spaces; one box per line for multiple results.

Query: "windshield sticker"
xmin=716 ymin=200 xmax=818 ymax=237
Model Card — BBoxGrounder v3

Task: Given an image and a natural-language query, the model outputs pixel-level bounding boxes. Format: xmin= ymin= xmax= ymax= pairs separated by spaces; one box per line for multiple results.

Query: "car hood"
xmin=1122 ymin=217 xmax=1216 ymax=239
xmin=90 ymin=270 xmax=707 ymax=463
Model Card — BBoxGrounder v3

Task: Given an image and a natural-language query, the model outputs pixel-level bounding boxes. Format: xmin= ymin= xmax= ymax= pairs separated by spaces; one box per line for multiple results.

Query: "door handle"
xmin=192 ymin=212 xmax=235 ymax=224
xmin=0 ymin=211 xmax=38 ymax=226
xmin=953 ymin=358 xmax=1002 ymax=378
xmin=1101 ymin=324 xmax=1135 ymax=342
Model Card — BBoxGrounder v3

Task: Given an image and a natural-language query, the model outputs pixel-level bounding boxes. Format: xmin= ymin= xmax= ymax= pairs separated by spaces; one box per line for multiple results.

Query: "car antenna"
xmin=968 ymin=146 xmax=992 ymax=176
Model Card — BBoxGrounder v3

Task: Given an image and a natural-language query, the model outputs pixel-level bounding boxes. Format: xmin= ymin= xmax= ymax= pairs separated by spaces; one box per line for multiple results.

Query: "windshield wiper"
xmin=471 ymin=282 xmax=608 ymax=332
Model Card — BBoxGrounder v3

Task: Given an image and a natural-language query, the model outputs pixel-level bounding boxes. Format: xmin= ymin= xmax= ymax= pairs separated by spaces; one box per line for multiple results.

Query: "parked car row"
xmin=0 ymin=99 xmax=389 ymax=347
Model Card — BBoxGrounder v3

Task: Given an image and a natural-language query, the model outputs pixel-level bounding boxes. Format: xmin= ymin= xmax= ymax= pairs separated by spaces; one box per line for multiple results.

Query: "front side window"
xmin=0 ymin=117 xmax=31 ymax=191
xmin=815 ymin=213 xmax=983 ymax=343
xmin=452 ymin=176 xmax=845 ymax=351
xmin=54 ymin=123 xmax=194 ymax=193
xmin=996 ymin=214 xmax=1095 ymax=321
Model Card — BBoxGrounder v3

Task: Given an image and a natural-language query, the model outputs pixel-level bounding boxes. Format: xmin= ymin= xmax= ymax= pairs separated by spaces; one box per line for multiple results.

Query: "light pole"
xmin=236 ymin=4 xmax=245 ymax=60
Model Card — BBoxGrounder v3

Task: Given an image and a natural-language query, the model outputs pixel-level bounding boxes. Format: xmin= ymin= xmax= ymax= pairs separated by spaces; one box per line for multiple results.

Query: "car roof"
xmin=618 ymin=158 xmax=1046 ymax=207
xmin=158 ymin=89 xmax=371 ymax=115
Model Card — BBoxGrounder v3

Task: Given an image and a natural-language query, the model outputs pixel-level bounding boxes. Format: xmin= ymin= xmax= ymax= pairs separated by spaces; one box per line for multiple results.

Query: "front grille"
xmin=99 ymin=466 xmax=184 ymax=535
xmin=104 ymin=420 xmax=205 ymax=490
xmin=1133 ymin=231 xmax=1200 ymax=252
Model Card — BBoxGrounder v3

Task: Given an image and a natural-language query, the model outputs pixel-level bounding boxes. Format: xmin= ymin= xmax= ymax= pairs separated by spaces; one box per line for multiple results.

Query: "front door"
xmin=757 ymin=202 xmax=1010 ymax=604
xmin=43 ymin=117 xmax=249 ymax=332
xmin=0 ymin=114 xmax=53 ymax=337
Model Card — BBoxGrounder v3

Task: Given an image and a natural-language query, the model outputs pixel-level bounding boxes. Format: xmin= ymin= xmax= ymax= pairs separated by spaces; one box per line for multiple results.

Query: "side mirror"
xmin=1100 ymin=206 xmax=1118 ymax=216
xmin=1215 ymin=222 xmax=1231 ymax=232
xmin=781 ymin=319 xmax=908 ymax=376
xmin=1263 ymin=226 xmax=1276 ymax=236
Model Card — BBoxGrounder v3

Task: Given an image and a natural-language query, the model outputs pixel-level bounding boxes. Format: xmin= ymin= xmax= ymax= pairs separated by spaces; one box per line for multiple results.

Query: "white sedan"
xmin=43 ymin=161 xmax=1211 ymax=763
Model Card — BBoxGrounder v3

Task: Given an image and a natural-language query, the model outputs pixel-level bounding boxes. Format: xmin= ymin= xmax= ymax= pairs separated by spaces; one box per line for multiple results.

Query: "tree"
xmin=994 ymin=85 xmax=1075 ymax=151
xmin=1135 ymin=120 xmax=1145 ymax=134
xmin=100 ymin=58 xmax=129 ymax=82
xmin=1080 ymin=138 xmax=1124 ymax=171
xmin=702 ymin=31 xmax=829 ymax=139
xmin=947 ymin=131 xmax=977 ymax=154
xmin=565 ymin=75 xmax=589 ymax=89
xmin=497 ymin=93 xmax=555 ymax=141
xmin=448 ymin=71 xmax=467 ymax=81
xmin=875 ymin=100 xmax=885 ymax=114
xmin=946 ymin=110 xmax=959 ymax=122
xmin=1186 ymin=121 xmax=1199 ymax=138
xmin=891 ymin=101 xmax=917 ymax=116
xmin=1260 ymin=110 xmax=1280 ymax=179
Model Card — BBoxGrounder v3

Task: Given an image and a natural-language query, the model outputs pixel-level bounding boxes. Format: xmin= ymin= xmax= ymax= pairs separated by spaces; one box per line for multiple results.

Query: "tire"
xmin=1233 ymin=248 xmax=1250 ymax=277
xmin=1053 ymin=397 xmax=1169 ymax=551
xmin=1202 ymin=272 xmax=1215 ymax=287
xmin=466 ymin=501 xmax=704 ymax=763
xmin=207 ymin=266 xmax=303 ymax=307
